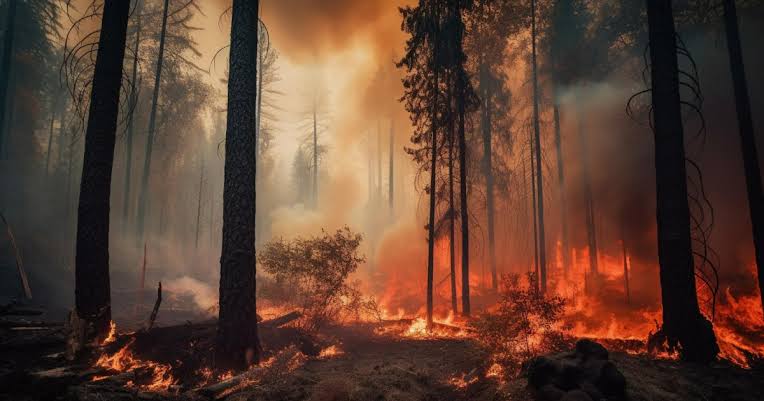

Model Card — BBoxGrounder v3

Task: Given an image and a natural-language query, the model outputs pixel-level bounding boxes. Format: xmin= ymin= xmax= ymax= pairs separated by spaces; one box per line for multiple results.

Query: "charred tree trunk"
xmin=722 ymin=0 xmax=764 ymax=315
xmin=531 ymin=0 xmax=547 ymax=293
xmin=458 ymin=71 xmax=470 ymax=316
xmin=216 ymin=0 xmax=261 ymax=370
xmin=426 ymin=65 xmax=439 ymax=328
xmin=0 ymin=0 xmax=16 ymax=158
xmin=74 ymin=0 xmax=131 ymax=339
xmin=448 ymin=83 xmax=457 ymax=316
xmin=136 ymin=0 xmax=169 ymax=241
xmin=530 ymin=127 xmax=540 ymax=287
xmin=646 ymin=0 xmax=718 ymax=362
xmin=122 ymin=0 xmax=143 ymax=231
xmin=480 ymin=62 xmax=497 ymax=291
xmin=552 ymin=87 xmax=570 ymax=278
xmin=195 ymin=157 xmax=205 ymax=250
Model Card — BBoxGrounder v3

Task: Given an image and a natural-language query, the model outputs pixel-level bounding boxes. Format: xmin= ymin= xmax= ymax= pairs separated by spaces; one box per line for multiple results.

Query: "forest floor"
xmin=1 ymin=319 xmax=763 ymax=401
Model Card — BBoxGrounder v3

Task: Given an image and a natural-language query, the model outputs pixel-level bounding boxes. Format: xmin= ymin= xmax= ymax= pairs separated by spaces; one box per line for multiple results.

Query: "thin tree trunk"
xmin=389 ymin=119 xmax=394 ymax=219
xmin=722 ymin=0 xmax=764 ymax=315
xmin=553 ymin=88 xmax=570 ymax=279
xmin=480 ymin=63 xmax=497 ymax=291
xmin=74 ymin=0 xmax=131 ymax=339
xmin=646 ymin=0 xmax=718 ymax=362
xmin=123 ymin=0 xmax=143 ymax=231
xmin=448 ymin=83 xmax=457 ymax=316
xmin=377 ymin=120 xmax=382 ymax=204
xmin=195 ymin=157 xmax=205 ymax=250
xmin=458 ymin=73 xmax=470 ymax=316
xmin=45 ymin=95 xmax=59 ymax=176
xmin=531 ymin=0 xmax=547 ymax=294
xmin=136 ymin=0 xmax=169 ymax=240
xmin=621 ymin=221 xmax=630 ymax=304
xmin=0 ymin=0 xmax=16 ymax=158
xmin=217 ymin=0 xmax=260 ymax=370
xmin=312 ymin=106 xmax=318 ymax=208
xmin=426 ymin=60 xmax=439 ymax=328
xmin=530 ymin=126 xmax=540 ymax=287
xmin=577 ymin=101 xmax=599 ymax=292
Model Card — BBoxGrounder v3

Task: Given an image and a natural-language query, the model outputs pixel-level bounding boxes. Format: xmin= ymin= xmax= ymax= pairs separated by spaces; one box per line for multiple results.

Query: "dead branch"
xmin=0 ymin=212 xmax=32 ymax=299
xmin=259 ymin=311 xmax=301 ymax=329
xmin=144 ymin=282 xmax=162 ymax=331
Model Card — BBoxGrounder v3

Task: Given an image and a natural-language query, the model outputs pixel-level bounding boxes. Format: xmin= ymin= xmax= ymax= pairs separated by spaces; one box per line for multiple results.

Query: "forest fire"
xmin=93 ymin=339 xmax=176 ymax=391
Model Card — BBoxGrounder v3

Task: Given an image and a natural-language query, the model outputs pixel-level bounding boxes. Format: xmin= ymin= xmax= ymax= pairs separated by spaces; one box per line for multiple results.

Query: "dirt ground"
xmin=1 ymin=321 xmax=763 ymax=401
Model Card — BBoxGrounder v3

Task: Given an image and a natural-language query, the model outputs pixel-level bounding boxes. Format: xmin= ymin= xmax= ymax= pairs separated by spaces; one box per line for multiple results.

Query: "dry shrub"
xmin=258 ymin=226 xmax=378 ymax=332
xmin=470 ymin=273 xmax=568 ymax=375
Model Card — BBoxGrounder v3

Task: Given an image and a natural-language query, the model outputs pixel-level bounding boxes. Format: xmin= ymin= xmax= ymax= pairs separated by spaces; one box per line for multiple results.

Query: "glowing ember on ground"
xmin=318 ymin=344 xmax=344 ymax=359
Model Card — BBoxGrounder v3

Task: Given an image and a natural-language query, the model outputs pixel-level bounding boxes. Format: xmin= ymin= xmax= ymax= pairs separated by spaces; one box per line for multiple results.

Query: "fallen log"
xmin=259 ymin=311 xmax=301 ymax=329
xmin=195 ymin=366 xmax=266 ymax=399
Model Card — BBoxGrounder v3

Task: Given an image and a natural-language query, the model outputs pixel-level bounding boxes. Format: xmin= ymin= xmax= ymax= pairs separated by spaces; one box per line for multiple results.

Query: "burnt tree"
xmin=0 ymin=0 xmax=16 ymax=157
xmin=722 ymin=0 xmax=764 ymax=315
xmin=646 ymin=0 xmax=718 ymax=363
xmin=74 ymin=0 xmax=131 ymax=339
xmin=216 ymin=0 xmax=261 ymax=370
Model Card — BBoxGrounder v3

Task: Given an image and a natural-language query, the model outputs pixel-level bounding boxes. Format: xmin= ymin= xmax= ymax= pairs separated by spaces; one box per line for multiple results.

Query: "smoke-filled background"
xmin=0 ymin=0 xmax=762 ymax=331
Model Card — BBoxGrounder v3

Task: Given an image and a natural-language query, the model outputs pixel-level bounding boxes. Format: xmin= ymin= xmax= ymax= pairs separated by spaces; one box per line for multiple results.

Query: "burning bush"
xmin=258 ymin=227 xmax=378 ymax=332
xmin=470 ymin=273 xmax=569 ymax=375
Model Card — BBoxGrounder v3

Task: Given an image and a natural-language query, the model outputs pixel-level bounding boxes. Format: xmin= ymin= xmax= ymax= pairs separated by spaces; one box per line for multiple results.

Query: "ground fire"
xmin=2 ymin=0 xmax=764 ymax=400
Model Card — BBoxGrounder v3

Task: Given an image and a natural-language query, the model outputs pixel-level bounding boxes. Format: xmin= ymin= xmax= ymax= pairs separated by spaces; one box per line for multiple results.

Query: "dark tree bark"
xmin=426 ymin=63 xmax=439 ymax=328
xmin=123 ymin=0 xmax=143 ymax=231
xmin=646 ymin=0 xmax=718 ymax=363
xmin=216 ymin=0 xmax=261 ymax=370
xmin=480 ymin=62 xmax=497 ymax=291
xmin=722 ymin=0 xmax=764 ymax=315
xmin=0 ymin=0 xmax=17 ymax=158
xmin=136 ymin=0 xmax=169 ymax=240
xmin=552 ymin=90 xmax=570 ymax=278
xmin=458 ymin=69 xmax=470 ymax=316
xmin=448 ymin=83 xmax=457 ymax=315
xmin=531 ymin=0 xmax=547 ymax=293
xmin=530 ymin=127 xmax=540 ymax=287
xmin=74 ymin=0 xmax=131 ymax=339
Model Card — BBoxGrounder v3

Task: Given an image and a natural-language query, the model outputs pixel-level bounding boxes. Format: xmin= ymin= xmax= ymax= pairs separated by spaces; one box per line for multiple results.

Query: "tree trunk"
xmin=312 ymin=106 xmax=318 ymax=208
xmin=217 ymin=0 xmax=260 ymax=371
xmin=389 ymin=119 xmax=394 ymax=219
xmin=0 ymin=0 xmax=16 ymax=158
xmin=448 ymin=83 xmax=457 ymax=316
xmin=722 ymin=0 xmax=764 ymax=315
xmin=553 ymin=88 xmax=570 ymax=279
xmin=195 ymin=157 xmax=204 ymax=250
xmin=458 ymin=71 xmax=470 ymax=316
xmin=530 ymin=127 xmax=540 ymax=287
xmin=531 ymin=0 xmax=547 ymax=294
xmin=646 ymin=0 xmax=718 ymax=362
xmin=480 ymin=63 xmax=497 ymax=291
xmin=426 ymin=59 xmax=439 ymax=328
xmin=122 ymin=0 xmax=143 ymax=232
xmin=74 ymin=0 xmax=131 ymax=340
xmin=577 ymin=101 xmax=599 ymax=292
xmin=45 ymin=94 xmax=60 ymax=176
xmin=136 ymin=0 xmax=169 ymax=241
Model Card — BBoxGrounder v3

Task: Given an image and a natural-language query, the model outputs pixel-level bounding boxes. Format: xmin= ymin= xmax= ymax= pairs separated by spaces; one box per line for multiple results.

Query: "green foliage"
xmin=470 ymin=273 xmax=568 ymax=374
xmin=258 ymin=227 xmax=375 ymax=332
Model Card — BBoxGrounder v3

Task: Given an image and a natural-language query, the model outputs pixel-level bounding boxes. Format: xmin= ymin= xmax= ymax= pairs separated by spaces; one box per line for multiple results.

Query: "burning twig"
xmin=0 ymin=212 xmax=32 ymax=299
xmin=259 ymin=311 xmax=301 ymax=329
